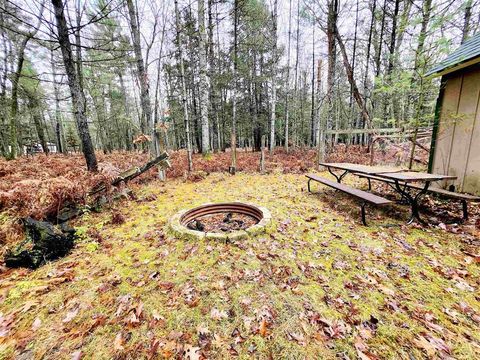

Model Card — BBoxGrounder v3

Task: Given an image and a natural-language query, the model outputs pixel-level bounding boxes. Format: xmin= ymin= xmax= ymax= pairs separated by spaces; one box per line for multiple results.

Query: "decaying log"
xmin=89 ymin=151 xmax=170 ymax=195
xmin=5 ymin=218 xmax=76 ymax=269
xmin=56 ymin=152 xmax=170 ymax=223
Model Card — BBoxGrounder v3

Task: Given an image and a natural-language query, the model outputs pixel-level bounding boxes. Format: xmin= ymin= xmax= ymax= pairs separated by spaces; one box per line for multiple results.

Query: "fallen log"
xmin=89 ymin=151 xmax=171 ymax=195
xmin=56 ymin=152 xmax=171 ymax=223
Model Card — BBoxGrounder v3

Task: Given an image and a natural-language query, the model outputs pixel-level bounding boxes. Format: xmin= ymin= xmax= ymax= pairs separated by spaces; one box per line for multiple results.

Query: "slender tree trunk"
xmin=75 ymin=0 xmax=84 ymax=88
xmin=153 ymin=10 xmax=167 ymax=160
xmin=230 ymin=0 xmax=239 ymax=174
xmin=293 ymin=0 xmax=301 ymax=148
xmin=9 ymin=37 xmax=29 ymax=158
xmin=8 ymin=2 xmax=45 ymax=158
xmin=349 ymin=0 xmax=359 ymax=144
xmin=269 ymin=0 xmax=278 ymax=154
xmin=361 ymin=0 xmax=376 ymax=145
xmin=384 ymin=0 xmax=400 ymax=125
xmin=126 ymin=0 xmax=153 ymax=145
xmin=208 ymin=0 xmax=220 ymax=152
xmin=50 ymin=46 xmax=65 ymax=154
xmin=375 ymin=0 xmax=386 ymax=77
xmin=310 ymin=19 xmax=316 ymax=147
xmin=29 ymin=95 xmax=49 ymax=154
xmin=284 ymin=0 xmax=292 ymax=151
xmin=335 ymin=25 xmax=371 ymax=130
xmin=174 ymin=0 xmax=193 ymax=171
xmin=52 ymin=0 xmax=97 ymax=171
xmin=198 ymin=0 xmax=210 ymax=154
xmin=462 ymin=0 xmax=473 ymax=43
xmin=326 ymin=0 xmax=338 ymax=146
xmin=316 ymin=59 xmax=325 ymax=164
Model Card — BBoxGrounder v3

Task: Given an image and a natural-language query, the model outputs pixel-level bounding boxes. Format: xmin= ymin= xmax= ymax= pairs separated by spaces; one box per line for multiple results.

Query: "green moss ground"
xmin=0 ymin=172 xmax=479 ymax=359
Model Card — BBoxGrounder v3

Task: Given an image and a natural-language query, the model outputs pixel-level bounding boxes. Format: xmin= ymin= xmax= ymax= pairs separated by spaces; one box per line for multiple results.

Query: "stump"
xmin=5 ymin=218 xmax=76 ymax=269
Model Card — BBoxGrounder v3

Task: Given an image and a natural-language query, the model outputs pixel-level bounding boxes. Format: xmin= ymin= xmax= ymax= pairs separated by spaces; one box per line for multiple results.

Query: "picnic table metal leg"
xmin=361 ymin=202 xmax=367 ymax=226
xmin=394 ymin=180 xmax=430 ymax=225
xmin=327 ymin=167 xmax=349 ymax=183
xmin=308 ymin=178 xmax=311 ymax=193
xmin=461 ymin=199 xmax=468 ymax=221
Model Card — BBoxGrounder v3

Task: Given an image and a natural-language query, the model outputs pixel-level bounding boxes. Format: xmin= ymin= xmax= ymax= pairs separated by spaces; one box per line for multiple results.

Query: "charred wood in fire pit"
xmin=187 ymin=220 xmax=205 ymax=231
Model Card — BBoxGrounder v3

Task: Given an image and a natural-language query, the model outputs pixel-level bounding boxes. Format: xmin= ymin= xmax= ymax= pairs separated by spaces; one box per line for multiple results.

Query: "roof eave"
xmin=426 ymin=56 xmax=480 ymax=78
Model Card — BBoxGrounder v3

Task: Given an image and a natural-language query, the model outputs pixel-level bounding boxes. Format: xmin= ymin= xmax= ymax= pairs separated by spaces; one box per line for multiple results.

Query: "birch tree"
xmin=269 ymin=0 xmax=278 ymax=153
xmin=198 ymin=0 xmax=210 ymax=154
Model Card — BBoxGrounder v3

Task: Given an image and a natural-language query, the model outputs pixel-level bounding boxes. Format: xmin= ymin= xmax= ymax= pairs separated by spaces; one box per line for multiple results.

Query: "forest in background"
xmin=0 ymin=0 xmax=479 ymax=172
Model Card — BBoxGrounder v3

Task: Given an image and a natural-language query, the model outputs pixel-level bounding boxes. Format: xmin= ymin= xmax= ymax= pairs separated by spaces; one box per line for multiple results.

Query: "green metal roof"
xmin=426 ymin=32 xmax=480 ymax=77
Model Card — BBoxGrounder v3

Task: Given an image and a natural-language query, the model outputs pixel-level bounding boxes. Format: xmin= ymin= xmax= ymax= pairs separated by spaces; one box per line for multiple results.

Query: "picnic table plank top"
xmin=319 ymin=162 xmax=405 ymax=175
xmin=376 ymin=171 xmax=457 ymax=183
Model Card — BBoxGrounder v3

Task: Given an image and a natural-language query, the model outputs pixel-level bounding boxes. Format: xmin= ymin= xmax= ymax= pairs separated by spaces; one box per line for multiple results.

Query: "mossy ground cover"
xmin=0 ymin=172 xmax=479 ymax=359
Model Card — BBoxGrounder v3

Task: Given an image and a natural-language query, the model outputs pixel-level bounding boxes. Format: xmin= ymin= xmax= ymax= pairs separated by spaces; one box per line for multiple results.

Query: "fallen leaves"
xmin=210 ymin=308 xmax=228 ymax=321
xmin=413 ymin=333 xmax=452 ymax=358
xmin=62 ymin=306 xmax=79 ymax=324
xmin=114 ymin=332 xmax=125 ymax=351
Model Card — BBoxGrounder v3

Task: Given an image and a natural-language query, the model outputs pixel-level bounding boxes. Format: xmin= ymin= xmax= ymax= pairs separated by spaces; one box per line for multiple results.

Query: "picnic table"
xmin=318 ymin=162 xmax=457 ymax=224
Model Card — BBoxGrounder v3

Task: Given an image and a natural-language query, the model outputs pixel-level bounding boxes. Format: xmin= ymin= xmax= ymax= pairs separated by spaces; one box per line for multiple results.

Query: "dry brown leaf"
xmin=184 ymin=344 xmax=200 ymax=360
xmin=62 ymin=307 xmax=79 ymax=323
xmin=71 ymin=350 xmax=82 ymax=360
xmin=31 ymin=317 xmax=42 ymax=331
xmin=114 ymin=332 xmax=124 ymax=351
xmin=259 ymin=319 xmax=268 ymax=337
xmin=210 ymin=307 xmax=228 ymax=321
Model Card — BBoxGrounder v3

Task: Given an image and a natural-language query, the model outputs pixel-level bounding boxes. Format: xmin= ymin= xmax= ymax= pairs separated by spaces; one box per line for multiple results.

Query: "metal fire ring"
xmin=168 ymin=202 xmax=271 ymax=242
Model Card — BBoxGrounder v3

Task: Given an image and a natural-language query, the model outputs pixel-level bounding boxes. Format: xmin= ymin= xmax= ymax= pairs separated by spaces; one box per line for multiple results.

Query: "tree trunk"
xmin=9 ymin=37 xmax=28 ymax=158
xmin=174 ymin=0 xmax=193 ymax=171
xmin=198 ymin=0 xmax=210 ymax=154
xmin=284 ymin=0 xmax=292 ymax=151
xmin=52 ymin=0 xmax=97 ymax=171
xmin=335 ymin=25 xmax=371 ymax=130
xmin=269 ymin=0 xmax=278 ymax=154
xmin=126 ymin=0 xmax=153 ymax=145
xmin=310 ymin=19 xmax=316 ymax=147
xmin=29 ymin=95 xmax=49 ymax=154
xmin=230 ymin=0 xmax=239 ymax=174
xmin=292 ymin=0 xmax=302 ymax=149
xmin=462 ymin=0 xmax=473 ymax=43
xmin=375 ymin=0 xmax=386 ymax=77
xmin=50 ymin=46 xmax=65 ymax=153
xmin=326 ymin=0 xmax=338 ymax=146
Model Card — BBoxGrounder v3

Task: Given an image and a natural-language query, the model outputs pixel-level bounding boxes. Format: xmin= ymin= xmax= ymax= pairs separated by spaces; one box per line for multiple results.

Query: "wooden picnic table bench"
xmin=318 ymin=162 xmax=460 ymax=225
xmin=356 ymin=172 xmax=480 ymax=221
xmin=306 ymin=174 xmax=391 ymax=226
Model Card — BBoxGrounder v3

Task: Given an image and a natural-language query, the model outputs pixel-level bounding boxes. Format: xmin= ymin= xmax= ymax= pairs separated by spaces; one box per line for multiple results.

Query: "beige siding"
xmin=432 ymin=65 xmax=480 ymax=194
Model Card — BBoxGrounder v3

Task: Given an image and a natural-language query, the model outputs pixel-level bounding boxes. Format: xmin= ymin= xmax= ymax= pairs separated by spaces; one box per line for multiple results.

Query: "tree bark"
xmin=8 ymin=1 xmax=45 ymax=158
xmin=50 ymin=46 xmax=65 ymax=153
xmin=284 ymin=0 xmax=292 ymax=151
xmin=198 ymin=0 xmax=210 ymax=154
xmin=269 ymin=0 xmax=278 ymax=154
xmin=335 ymin=25 xmax=371 ymax=131
xmin=174 ymin=0 xmax=193 ymax=171
xmin=462 ymin=0 xmax=473 ymax=43
xmin=230 ymin=0 xmax=239 ymax=174
xmin=326 ymin=0 xmax=338 ymax=146
xmin=126 ymin=0 xmax=153 ymax=144
xmin=28 ymin=95 xmax=49 ymax=154
xmin=52 ymin=0 xmax=98 ymax=171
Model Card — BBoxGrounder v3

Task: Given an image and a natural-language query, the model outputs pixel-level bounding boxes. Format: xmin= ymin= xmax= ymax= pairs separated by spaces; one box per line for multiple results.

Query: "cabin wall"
xmin=431 ymin=64 xmax=480 ymax=195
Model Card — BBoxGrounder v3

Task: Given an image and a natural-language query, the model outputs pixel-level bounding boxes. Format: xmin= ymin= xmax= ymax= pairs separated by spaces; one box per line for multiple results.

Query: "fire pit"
xmin=169 ymin=202 xmax=271 ymax=242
